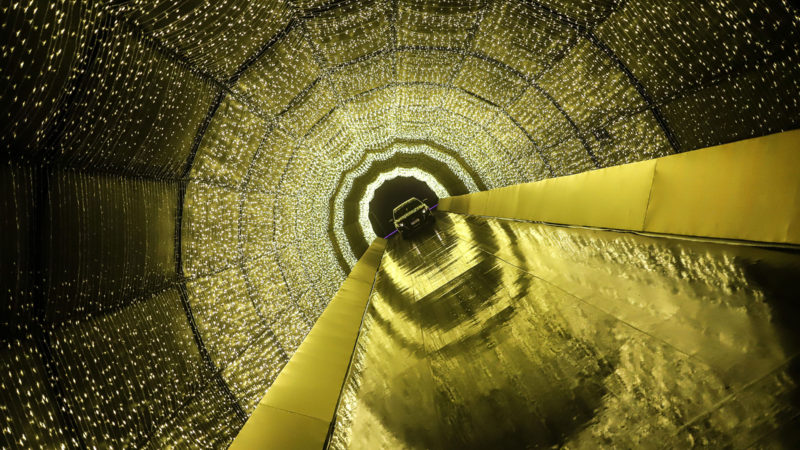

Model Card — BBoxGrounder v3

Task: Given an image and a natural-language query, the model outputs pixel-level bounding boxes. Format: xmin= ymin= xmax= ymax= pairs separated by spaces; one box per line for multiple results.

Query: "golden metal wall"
xmin=231 ymin=239 xmax=386 ymax=449
xmin=441 ymin=129 xmax=800 ymax=245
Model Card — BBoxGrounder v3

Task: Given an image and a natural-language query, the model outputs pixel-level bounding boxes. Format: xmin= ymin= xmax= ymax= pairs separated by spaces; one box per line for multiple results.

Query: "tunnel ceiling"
xmin=2 ymin=0 xmax=800 ymax=447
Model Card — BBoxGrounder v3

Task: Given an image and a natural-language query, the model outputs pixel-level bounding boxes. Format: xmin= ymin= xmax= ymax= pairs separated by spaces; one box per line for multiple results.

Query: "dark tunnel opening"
xmin=368 ymin=176 xmax=439 ymax=238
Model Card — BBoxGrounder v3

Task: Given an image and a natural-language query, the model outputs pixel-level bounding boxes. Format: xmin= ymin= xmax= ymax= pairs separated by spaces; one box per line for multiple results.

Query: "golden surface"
xmin=445 ymin=159 xmax=656 ymax=230
xmin=231 ymin=238 xmax=385 ymax=449
xmin=441 ymin=129 xmax=800 ymax=245
xmin=329 ymin=212 xmax=800 ymax=448
xmin=645 ymin=129 xmax=800 ymax=243
xmin=228 ymin=405 xmax=329 ymax=450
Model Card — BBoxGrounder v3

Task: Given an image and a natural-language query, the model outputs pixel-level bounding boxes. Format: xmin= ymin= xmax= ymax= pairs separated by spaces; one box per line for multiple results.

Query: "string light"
xmin=1 ymin=0 xmax=798 ymax=447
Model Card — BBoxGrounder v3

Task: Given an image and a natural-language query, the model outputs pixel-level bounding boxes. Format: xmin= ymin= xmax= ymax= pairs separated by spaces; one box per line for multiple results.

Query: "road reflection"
xmin=330 ymin=212 xmax=800 ymax=449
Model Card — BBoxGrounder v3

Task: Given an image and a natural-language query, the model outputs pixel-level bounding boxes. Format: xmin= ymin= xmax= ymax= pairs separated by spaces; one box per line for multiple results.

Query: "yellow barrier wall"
xmin=230 ymin=238 xmax=386 ymax=450
xmin=441 ymin=129 xmax=800 ymax=245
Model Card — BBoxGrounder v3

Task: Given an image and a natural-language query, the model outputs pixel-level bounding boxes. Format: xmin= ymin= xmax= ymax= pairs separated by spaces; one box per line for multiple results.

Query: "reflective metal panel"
xmin=330 ymin=212 xmax=800 ymax=449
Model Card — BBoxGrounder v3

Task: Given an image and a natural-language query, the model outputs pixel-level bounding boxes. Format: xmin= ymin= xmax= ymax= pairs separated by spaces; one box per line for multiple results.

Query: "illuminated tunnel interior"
xmin=1 ymin=0 xmax=800 ymax=448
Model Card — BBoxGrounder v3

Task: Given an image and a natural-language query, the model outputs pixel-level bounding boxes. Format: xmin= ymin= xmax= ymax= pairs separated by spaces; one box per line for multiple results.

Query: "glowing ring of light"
xmin=359 ymin=167 xmax=449 ymax=243
xmin=332 ymin=143 xmax=480 ymax=267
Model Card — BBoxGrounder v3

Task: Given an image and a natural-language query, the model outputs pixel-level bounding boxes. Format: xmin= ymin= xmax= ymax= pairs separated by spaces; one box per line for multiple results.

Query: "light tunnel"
xmin=1 ymin=0 xmax=800 ymax=448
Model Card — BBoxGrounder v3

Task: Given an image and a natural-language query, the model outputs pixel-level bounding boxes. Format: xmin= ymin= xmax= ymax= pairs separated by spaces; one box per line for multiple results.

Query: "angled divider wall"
xmin=230 ymin=238 xmax=386 ymax=449
xmin=441 ymin=129 xmax=800 ymax=246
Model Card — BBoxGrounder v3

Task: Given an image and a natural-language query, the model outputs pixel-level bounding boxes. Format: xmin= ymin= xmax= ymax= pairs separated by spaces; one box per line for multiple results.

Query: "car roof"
xmin=393 ymin=197 xmax=422 ymax=213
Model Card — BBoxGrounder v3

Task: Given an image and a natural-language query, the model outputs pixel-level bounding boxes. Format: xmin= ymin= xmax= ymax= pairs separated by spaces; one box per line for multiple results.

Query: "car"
xmin=392 ymin=197 xmax=435 ymax=239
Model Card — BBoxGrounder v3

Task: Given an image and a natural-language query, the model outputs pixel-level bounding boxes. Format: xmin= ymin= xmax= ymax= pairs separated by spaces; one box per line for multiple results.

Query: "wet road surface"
xmin=329 ymin=212 xmax=800 ymax=449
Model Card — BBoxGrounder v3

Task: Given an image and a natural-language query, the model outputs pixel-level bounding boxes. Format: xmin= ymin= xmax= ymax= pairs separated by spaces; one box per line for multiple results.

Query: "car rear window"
xmin=394 ymin=200 xmax=421 ymax=216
